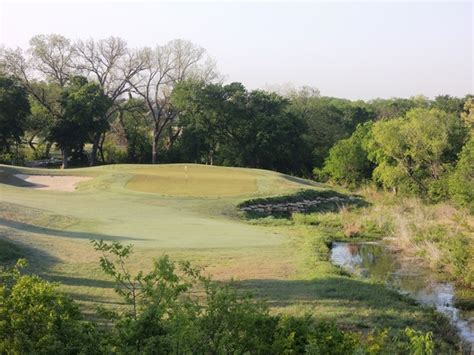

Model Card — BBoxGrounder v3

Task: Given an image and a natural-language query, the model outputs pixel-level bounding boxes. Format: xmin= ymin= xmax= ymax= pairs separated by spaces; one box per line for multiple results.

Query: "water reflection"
xmin=330 ymin=242 xmax=473 ymax=347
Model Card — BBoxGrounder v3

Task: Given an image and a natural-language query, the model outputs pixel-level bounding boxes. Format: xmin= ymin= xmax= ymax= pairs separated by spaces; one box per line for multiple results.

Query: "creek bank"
xmin=330 ymin=241 xmax=473 ymax=350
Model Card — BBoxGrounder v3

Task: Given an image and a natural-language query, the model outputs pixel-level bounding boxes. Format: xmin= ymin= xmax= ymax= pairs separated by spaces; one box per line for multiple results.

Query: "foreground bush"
xmin=0 ymin=242 xmax=437 ymax=354
xmin=0 ymin=260 xmax=98 ymax=354
xmin=90 ymin=240 xmax=363 ymax=354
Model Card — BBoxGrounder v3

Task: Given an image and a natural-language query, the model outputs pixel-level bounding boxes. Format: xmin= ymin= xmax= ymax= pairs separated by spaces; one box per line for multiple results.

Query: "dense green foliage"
xmin=0 ymin=260 xmax=96 ymax=353
xmin=171 ymin=82 xmax=308 ymax=174
xmin=369 ymin=108 xmax=466 ymax=195
xmin=322 ymin=103 xmax=473 ymax=207
xmin=0 ymin=242 xmax=438 ymax=354
xmin=448 ymin=137 xmax=474 ymax=211
xmin=319 ymin=123 xmax=373 ymax=187
xmin=48 ymin=76 xmax=112 ymax=167
xmin=0 ymin=76 xmax=30 ymax=155
xmin=448 ymin=99 xmax=474 ymax=210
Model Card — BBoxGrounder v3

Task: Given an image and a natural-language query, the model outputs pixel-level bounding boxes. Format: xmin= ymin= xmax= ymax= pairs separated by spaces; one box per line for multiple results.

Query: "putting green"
xmin=125 ymin=165 xmax=259 ymax=197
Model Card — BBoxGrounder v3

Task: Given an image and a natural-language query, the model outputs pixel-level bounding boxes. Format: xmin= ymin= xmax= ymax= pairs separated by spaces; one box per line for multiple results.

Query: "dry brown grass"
xmin=343 ymin=222 xmax=361 ymax=238
xmin=356 ymin=188 xmax=474 ymax=285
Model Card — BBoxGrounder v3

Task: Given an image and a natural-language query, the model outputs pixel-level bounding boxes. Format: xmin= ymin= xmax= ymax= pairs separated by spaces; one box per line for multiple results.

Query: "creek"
xmin=330 ymin=242 xmax=473 ymax=349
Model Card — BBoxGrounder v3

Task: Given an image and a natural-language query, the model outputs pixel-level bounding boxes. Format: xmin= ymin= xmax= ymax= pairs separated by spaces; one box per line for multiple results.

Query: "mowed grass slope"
xmin=0 ymin=164 xmax=313 ymax=249
xmin=0 ymin=164 xmax=460 ymax=348
xmin=0 ymin=163 xmax=314 ymax=313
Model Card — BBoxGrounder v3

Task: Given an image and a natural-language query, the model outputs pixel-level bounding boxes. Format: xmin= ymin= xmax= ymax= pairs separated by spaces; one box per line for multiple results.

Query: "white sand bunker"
xmin=14 ymin=174 xmax=92 ymax=192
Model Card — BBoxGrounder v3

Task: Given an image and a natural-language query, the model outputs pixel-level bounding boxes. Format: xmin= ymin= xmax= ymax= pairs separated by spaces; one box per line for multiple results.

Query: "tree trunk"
xmin=61 ymin=147 xmax=69 ymax=169
xmin=99 ymin=133 xmax=106 ymax=163
xmin=152 ymin=137 xmax=158 ymax=164
xmin=45 ymin=142 xmax=52 ymax=158
xmin=28 ymin=135 xmax=37 ymax=151
xmin=90 ymin=132 xmax=102 ymax=166
xmin=152 ymin=124 xmax=160 ymax=164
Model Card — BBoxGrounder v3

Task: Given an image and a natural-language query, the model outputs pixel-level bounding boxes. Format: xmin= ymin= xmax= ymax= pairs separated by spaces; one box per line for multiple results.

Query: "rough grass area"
xmin=354 ymin=188 xmax=474 ymax=288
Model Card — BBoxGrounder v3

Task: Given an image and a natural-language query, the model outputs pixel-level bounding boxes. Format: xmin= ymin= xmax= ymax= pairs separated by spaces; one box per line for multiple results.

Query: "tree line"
xmin=0 ymin=34 xmax=216 ymax=168
xmin=0 ymin=34 xmax=472 ymax=207
xmin=319 ymin=99 xmax=473 ymax=210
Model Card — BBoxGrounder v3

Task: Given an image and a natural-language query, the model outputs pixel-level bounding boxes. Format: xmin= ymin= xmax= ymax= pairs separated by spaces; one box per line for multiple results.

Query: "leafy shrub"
xmin=426 ymin=172 xmax=451 ymax=203
xmin=403 ymin=327 xmax=434 ymax=355
xmin=0 ymin=242 xmax=447 ymax=354
xmin=0 ymin=260 xmax=97 ymax=354
xmin=102 ymin=139 xmax=128 ymax=164
xmin=305 ymin=321 xmax=360 ymax=354
xmin=443 ymin=234 xmax=472 ymax=285
xmin=448 ymin=137 xmax=474 ymax=211
xmin=312 ymin=167 xmax=329 ymax=182
xmin=366 ymin=108 xmax=467 ymax=197
xmin=322 ymin=122 xmax=373 ymax=187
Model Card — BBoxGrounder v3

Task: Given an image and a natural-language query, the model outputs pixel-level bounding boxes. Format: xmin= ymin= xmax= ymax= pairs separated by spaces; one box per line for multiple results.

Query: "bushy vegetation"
xmin=322 ymin=100 xmax=473 ymax=209
xmin=317 ymin=122 xmax=373 ymax=187
xmin=0 ymin=241 xmax=440 ymax=354
xmin=0 ymin=76 xmax=30 ymax=162
xmin=448 ymin=136 xmax=474 ymax=211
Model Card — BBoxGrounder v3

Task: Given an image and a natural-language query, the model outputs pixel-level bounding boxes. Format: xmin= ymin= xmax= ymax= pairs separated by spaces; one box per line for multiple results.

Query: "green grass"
xmin=0 ymin=163 xmax=462 ymax=350
xmin=0 ymin=238 xmax=25 ymax=264
xmin=125 ymin=164 xmax=260 ymax=197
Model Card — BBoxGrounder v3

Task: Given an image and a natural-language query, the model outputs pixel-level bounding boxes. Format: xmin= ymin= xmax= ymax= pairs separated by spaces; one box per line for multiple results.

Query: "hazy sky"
xmin=0 ymin=1 xmax=472 ymax=100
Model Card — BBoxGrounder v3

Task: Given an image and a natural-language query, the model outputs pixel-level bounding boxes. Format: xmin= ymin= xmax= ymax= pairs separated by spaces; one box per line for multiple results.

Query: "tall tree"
xmin=0 ymin=76 xmax=30 ymax=154
xmin=28 ymin=34 xmax=75 ymax=87
xmin=367 ymin=108 xmax=467 ymax=195
xmin=127 ymin=40 xmax=216 ymax=163
xmin=172 ymin=82 xmax=307 ymax=174
xmin=48 ymin=76 xmax=111 ymax=168
xmin=321 ymin=122 xmax=374 ymax=187
xmin=0 ymin=36 xmax=74 ymax=165
xmin=431 ymin=95 xmax=465 ymax=115
xmin=288 ymin=94 xmax=374 ymax=169
xmin=74 ymin=37 xmax=145 ymax=165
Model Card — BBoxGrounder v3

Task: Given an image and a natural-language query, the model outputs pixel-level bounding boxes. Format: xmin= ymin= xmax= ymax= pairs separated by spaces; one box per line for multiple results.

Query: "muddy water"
xmin=330 ymin=242 xmax=473 ymax=348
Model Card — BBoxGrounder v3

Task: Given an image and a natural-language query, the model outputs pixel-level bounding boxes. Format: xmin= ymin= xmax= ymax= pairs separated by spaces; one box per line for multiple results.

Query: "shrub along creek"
xmin=330 ymin=241 xmax=474 ymax=349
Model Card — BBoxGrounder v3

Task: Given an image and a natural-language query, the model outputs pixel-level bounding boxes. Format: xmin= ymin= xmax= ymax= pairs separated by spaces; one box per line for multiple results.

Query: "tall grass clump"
xmin=360 ymin=191 xmax=474 ymax=288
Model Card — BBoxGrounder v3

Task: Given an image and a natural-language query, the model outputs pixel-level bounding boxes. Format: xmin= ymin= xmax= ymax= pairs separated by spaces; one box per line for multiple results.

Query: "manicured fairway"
xmin=0 ymin=164 xmax=310 ymax=249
